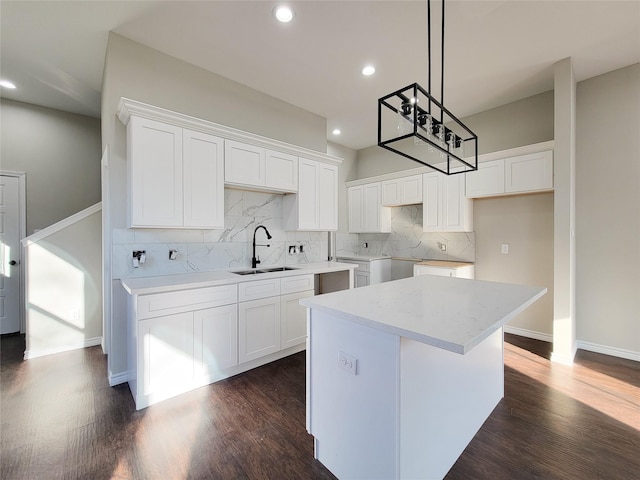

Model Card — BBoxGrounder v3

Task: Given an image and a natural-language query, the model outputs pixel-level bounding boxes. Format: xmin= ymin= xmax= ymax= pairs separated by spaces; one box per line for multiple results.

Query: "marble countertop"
xmin=300 ymin=275 xmax=546 ymax=355
xmin=416 ymin=260 xmax=474 ymax=268
xmin=121 ymin=261 xmax=356 ymax=296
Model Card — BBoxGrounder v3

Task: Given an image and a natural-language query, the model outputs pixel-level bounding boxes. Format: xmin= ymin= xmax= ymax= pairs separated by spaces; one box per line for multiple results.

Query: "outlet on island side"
xmin=338 ymin=351 xmax=358 ymax=375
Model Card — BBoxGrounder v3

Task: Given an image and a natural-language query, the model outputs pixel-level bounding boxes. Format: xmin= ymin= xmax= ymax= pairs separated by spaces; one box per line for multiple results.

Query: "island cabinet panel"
xmin=307 ymin=309 xmax=505 ymax=480
xmin=308 ymin=310 xmax=400 ymax=480
xmin=399 ymin=330 xmax=503 ymax=479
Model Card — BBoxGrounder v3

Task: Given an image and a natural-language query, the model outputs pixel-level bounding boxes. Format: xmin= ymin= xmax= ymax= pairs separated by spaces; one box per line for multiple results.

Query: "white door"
xmin=0 ymin=175 xmax=22 ymax=333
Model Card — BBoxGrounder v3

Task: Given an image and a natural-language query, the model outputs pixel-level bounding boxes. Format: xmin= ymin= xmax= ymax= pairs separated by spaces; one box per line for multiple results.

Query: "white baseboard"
xmin=503 ymin=327 xmax=639 ymax=363
xmin=109 ymin=370 xmax=129 ymax=387
xmin=504 ymin=326 xmax=552 ymax=343
xmin=24 ymin=336 xmax=103 ymax=360
xmin=577 ymin=340 xmax=640 ymax=363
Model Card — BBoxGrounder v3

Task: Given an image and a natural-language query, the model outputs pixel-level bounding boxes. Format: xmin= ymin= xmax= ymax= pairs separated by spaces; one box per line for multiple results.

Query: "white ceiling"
xmin=1 ymin=1 xmax=639 ymax=150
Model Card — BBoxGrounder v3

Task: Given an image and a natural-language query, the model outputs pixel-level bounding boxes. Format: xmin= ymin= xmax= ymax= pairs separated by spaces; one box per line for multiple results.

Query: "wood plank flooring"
xmin=1 ymin=333 xmax=639 ymax=479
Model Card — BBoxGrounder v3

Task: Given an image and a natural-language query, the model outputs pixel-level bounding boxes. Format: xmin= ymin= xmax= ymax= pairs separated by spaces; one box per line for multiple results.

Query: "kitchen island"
xmin=301 ymin=274 xmax=546 ymax=480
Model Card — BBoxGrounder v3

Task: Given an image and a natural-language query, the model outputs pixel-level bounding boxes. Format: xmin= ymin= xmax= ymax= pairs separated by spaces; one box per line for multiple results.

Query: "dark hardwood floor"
xmin=1 ymin=332 xmax=638 ymax=479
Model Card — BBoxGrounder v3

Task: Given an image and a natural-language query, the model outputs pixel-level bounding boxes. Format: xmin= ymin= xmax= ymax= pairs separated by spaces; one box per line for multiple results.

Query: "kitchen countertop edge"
xmin=121 ymin=261 xmax=357 ymax=296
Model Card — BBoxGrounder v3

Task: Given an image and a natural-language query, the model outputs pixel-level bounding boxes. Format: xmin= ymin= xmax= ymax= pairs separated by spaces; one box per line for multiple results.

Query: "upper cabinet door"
xmin=265 ymin=150 xmax=298 ymax=192
xmin=224 ymin=140 xmax=266 ymax=187
xmin=129 ymin=116 xmax=183 ymax=227
xmin=183 ymin=129 xmax=225 ymax=229
xmin=297 ymin=158 xmax=320 ymax=230
xmin=465 ymin=159 xmax=505 ymax=198
xmin=382 ymin=175 xmax=423 ymax=206
xmin=504 ymin=151 xmax=553 ymax=194
xmin=318 ymin=163 xmax=338 ymax=230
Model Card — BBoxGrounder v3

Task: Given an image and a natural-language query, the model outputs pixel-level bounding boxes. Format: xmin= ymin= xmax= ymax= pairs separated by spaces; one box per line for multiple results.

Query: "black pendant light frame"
xmin=377 ymin=0 xmax=478 ymax=175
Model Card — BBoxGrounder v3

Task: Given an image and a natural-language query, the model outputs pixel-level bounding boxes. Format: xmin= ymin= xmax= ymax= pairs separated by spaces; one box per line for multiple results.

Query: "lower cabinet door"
xmin=140 ymin=312 xmax=195 ymax=398
xmin=193 ymin=304 xmax=238 ymax=378
xmin=281 ymin=290 xmax=314 ymax=349
xmin=354 ymin=271 xmax=370 ymax=288
xmin=238 ymin=297 xmax=281 ymax=363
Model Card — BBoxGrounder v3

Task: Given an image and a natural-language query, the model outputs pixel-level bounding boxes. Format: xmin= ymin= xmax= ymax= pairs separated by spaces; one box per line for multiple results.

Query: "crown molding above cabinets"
xmin=117 ymin=98 xmax=342 ymax=166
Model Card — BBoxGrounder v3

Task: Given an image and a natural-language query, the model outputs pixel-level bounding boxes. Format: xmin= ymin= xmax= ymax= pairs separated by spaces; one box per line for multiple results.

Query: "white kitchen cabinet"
xmin=224 ymin=140 xmax=266 ymax=187
xmin=281 ymin=290 xmax=314 ymax=348
xmin=225 ymin=140 xmax=299 ymax=193
xmin=183 ymin=129 xmax=225 ymax=228
xmin=139 ymin=312 xmax=195 ymax=402
xmin=127 ymin=116 xmax=224 ymax=229
xmin=129 ymin=283 xmax=239 ymax=409
xmin=284 ymin=159 xmax=338 ymax=231
xmin=381 ymin=174 xmax=423 ymax=206
xmin=266 ymin=150 xmax=298 ymax=192
xmin=193 ymin=304 xmax=238 ymax=376
xmin=413 ymin=262 xmax=475 ymax=279
xmin=505 ymin=151 xmax=553 ymax=193
xmin=423 ymin=171 xmax=473 ymax=232
xmin=465 ymin=151 xmax=553 ymax=198
xmin=238 ymin=296 xmax=281 ymax=363
xmin=336 ymin=258 xmax=391 ymax=288
xmin=348 ymin=183 xmax=392 ymax=233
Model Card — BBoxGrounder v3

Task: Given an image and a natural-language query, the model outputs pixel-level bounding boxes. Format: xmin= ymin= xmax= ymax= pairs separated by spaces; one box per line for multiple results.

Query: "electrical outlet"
xmin=338 ymin=351 xmax=358 ymax=375
xmin=363 ymin=242 xmax=368 ymax=248
xmin=501 ymin=244 xmax=510 ymax=254
xmin=299 ymin=244 xmax=304 ymax=253
xmin=439 ymin=242 xmax=447 ymax=252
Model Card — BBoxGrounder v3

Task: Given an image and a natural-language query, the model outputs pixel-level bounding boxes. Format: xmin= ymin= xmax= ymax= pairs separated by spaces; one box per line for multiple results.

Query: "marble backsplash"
xmin=113 ymin=189 xmax=328 ymax=279
xmin=114 ymin=192 xmax=474 ymax=279
xmin=336 ymin=204 xmax=475 ymax=262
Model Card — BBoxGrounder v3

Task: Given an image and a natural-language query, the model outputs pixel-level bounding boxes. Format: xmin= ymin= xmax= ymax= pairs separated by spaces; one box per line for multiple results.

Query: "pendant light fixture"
xmin=377 ymin=0 xmax=477 ymax=175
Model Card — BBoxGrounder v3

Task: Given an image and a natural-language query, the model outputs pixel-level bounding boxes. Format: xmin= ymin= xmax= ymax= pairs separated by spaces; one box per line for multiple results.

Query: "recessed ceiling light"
xmin=0 ymin=80 xmax=16 ymax=89
xmin=274 ymin=5 xmax=294 ymax=23
xmin=332 ymin=129 xmax=341 ymax=136
xmin=361 ymin=65 xmax=375 ymax=76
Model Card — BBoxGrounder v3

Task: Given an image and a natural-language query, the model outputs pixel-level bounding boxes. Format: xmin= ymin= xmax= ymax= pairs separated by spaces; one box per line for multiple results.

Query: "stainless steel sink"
xmin=232 ymin=266 xmax=298 ymax=275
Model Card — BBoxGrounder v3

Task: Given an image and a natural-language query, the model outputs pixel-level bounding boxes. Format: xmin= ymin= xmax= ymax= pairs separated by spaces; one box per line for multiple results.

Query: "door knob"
xmin=9 ymin=260 xmax=17 ymax=266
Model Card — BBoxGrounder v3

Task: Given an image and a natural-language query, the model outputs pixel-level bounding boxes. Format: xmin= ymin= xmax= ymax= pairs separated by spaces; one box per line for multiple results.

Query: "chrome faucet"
xmin=252 ymin=225 xmax=272 ymax=268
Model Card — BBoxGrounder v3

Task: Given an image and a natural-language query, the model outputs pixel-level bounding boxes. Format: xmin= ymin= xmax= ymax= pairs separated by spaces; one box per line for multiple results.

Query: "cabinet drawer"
xmin=238 ymin=278 xmax=281 ymax=302
xmin=137 ymin=284 xmax=238 ymax=320
xmin=281 ymin=274 xmax=315 ymax=295
xmin=354 ymin=261 xmax=370 ymax=272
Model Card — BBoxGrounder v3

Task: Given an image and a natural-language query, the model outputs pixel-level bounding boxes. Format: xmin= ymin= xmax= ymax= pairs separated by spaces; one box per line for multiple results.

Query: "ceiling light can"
xmin=362 ymin=65 xmax=375 ymax=76
xmin=274 ymin=5 xmax=294 ymax=23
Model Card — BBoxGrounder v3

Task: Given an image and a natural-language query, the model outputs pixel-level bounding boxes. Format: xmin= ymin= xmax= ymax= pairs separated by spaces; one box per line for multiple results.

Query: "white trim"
xmin=576 ymin=340 xmax=640 ymax=363
xmin=346 ymin=140 xmax=556 ymax=187
xmin=117 ymin=97 xmax=342 ymax=166
xmin=1 ymin=171 xmax=27 ymax=333
xmin=23 ymin=336 xmax=103 ymax=360
xmin=21 ymin=202 xmax=102 ymax=246
xmin=101 ymin=146 xmax=110 ymax=356
xmin=504 ymin=325 xmax=552 ymax=343
xmin=109 ymin=370 xmax=129 ymax=387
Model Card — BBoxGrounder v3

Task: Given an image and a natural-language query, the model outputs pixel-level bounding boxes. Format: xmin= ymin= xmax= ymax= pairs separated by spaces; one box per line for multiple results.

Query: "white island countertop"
xmin=121 ymin=261 xmax=356 ymax=296
xmin=301 ymin=274 xmax=546 ymax=354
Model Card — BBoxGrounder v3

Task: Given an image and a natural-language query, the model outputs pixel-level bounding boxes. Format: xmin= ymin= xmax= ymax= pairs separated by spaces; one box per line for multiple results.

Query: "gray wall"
xmin=0 ymin=99 xmax=101 ymax=234
xmin=102 ymin=33 xmax=331 ymax=378
xmin=576 ymin=63 xmax=640 ymax=354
